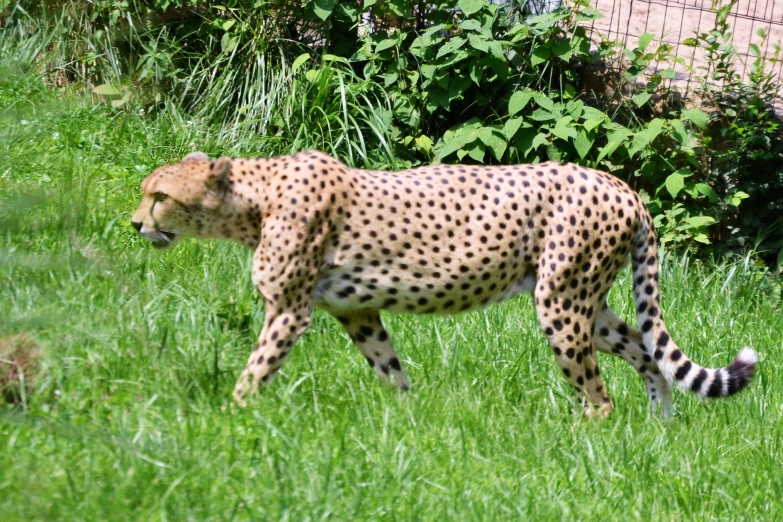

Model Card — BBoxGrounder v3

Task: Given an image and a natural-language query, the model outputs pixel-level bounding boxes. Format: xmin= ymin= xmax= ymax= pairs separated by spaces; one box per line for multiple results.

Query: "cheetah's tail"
xmin=631 ymin=214 xmax=757 ymax=398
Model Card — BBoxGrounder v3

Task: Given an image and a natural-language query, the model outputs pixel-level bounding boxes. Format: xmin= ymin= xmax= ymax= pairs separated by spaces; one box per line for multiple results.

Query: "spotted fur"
xmin=131 ymin=150 xmax=757 ymax=417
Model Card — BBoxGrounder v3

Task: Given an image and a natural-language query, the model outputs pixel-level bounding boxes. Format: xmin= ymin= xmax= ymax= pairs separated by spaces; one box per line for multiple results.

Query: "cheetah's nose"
xmin=131 ymin=220 xmax=142 ymax=232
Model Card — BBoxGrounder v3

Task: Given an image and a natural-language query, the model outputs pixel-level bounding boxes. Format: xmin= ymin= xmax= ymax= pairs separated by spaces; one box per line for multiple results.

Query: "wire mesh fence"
xmin=584 ymin=0 xmax=783 ymax=110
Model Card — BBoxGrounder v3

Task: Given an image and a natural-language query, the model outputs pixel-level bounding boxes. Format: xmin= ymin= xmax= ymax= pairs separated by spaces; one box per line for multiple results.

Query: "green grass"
xmin=2 ymin=67 xmax=783 ymax=522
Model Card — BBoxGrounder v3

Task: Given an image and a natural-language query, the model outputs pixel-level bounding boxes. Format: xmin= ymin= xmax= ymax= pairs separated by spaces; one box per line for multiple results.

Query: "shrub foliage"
xmin=3 ymin=0 xmax=783 ymax=265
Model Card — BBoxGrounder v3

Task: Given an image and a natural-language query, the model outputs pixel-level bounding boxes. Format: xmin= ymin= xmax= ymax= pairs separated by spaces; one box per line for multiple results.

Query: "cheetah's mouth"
xmin=151 ymin=230 xmax=177 ymax=249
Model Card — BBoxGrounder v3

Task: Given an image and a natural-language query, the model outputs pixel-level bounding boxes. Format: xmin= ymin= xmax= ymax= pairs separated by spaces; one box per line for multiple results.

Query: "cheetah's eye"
xmin=152 ymin=192 xmax=168 ymax=202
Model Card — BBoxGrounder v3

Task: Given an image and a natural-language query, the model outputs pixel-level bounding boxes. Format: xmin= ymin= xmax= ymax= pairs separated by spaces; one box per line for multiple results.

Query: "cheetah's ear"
xmin=206 ymin=156 xmax=232 ymax=195
xmin=182 ymin=151 xmax=209 ymax=162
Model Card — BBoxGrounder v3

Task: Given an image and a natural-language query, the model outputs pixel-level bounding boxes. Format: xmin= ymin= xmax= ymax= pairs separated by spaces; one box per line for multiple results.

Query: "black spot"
xmin=360 ymin=326 xmax=374 ymax=337
xmin=707 ymin=373 xmax=723 ymax=397
xmin=690 ymin=368 xmax=709 ymax=392
xmin=674 ymin=360 xmax=692 ymax=381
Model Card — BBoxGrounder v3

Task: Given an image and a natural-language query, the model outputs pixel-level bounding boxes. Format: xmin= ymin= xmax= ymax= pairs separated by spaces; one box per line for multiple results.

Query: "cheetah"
xmin=131 ymin=150 xmax=757 ymax=418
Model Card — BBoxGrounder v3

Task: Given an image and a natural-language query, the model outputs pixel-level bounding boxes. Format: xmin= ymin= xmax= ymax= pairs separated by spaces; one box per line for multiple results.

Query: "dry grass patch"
xmin=0 ymin=333 xmax=41 ymax=405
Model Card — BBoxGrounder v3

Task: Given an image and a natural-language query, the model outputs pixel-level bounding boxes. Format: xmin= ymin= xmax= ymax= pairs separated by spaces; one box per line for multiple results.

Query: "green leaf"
xmin=552 ymin=39 xmax=573 ymax=61
xmin=376 ymin=38 xmax=398 ymax=52
xmin=435 ymin=71 xmax=449 ymax=89
xmin=695 ymin=183 xmax=719 ymax=202
xmin=565 ymin=99 xmax=583 ymax=119
xmin=508 ymin=91 xmax=532 ymax=115
xmin=439 ymin=119 xmax=483 ymax=157
xmin=468 ymin=34 xmax=490 ymax=52
xmin=581 ymin=106 xmax=606 ymax=121
xmin=458 ymin=0 xmax=483 ymax=16
xmin=546 ymin=143 xmax=562 ymax=162
xmin=322 ymin=54 xmax=348 ymax=64
xmin=575 ymin=7 xmax=604 ymax=21
xmin=531 ymin=132 xmax=549 ymax=150
xmin=583 ymin=118 xmax=603 ymax=132
xmin=682 ymin=108 xmax=709 ymax=130
xmin=427 ymin=88 xmax=450 ymax=111
xmin=530 ymin=46 xmax=551 ymax=66
xmin=664 ymin=170 xmax=688 ymax=198
xmin=469 ymin=61 xmax=483 ymax=85
xmin=439 ymin=50 xmax=471 ymax=68
xmin=110 ymin=90 xmax=132 ymax=109
xmin=305 ymin=69 xmax=320 ymax=82
xmin=574 ymin=128 xmax=594 ymax=159
xmin=551 ymin=116 xmax=577 ymax=141
xmin=671 ymin=119 xmax=688 ymax=144
xmin=460 ymin=19 xmax=482 ymax=32
xmin=448 ymin=76 xmax=471 ymax=102
xmin=628 ymin=118 xmax=665 ymax=157
xmin=776 ymin=246 xmax=783 ymax=274
xmin=684 ymin=215 xmax=716 ymax=227
xmin=632 ymin=92 xmax=652 ymax=107
xmin=363 ymin=0 xmax=378 ymax=6
xmin=503 ymin=118 xmax=524 ymax=140
xmin=530 ymin=109 xmax=557 ymax=122
xmin=313 ymin=0 xmax=335 ymax=20
xmin=596 ymin=128 xmax=632 ymax=163
xmin=386 ymin=0 xmax=409 ymax=16
xmin=477 ymin=127 xmax=507 ymax=161
xmin=291 ymin=53 xmax=310 ymax=74
xmin=415 ymin=135 xmax=434 ymax=154
xmin=220 ymin=33 xmax=239 ymax=53
xmin=513 ymin=128 xmax=537 ymax=155
xmin=638 ymin=32 xmax=654 ymax=52
xmin=729 ymin=191 xmax=750 ymax=207
xmin=535 ymin=95 xmax=555 ymax=113
xmin=468 ymin=142 xmax=486 ymax=162
xmin=92 ymin=84 xmax=122 ymax=96
xmin=436 ymin=37 xmax=467 ymax=59
xmin=422 ymin=23 xmax=448 ymax=39
xmin=487 ymin=41 xmax=505 ymax=62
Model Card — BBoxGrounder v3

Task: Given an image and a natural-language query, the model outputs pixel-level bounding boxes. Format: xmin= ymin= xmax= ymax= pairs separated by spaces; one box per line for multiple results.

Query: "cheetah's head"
xmin=131 ymin=152 xmax=233 ymax=249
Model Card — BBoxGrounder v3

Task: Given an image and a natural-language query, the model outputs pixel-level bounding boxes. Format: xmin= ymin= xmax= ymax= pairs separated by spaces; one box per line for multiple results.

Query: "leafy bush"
xmin=3 ymin=0 xmax=783 ymax=264
xmin=684 ymin=0 xmax=783 ymax=265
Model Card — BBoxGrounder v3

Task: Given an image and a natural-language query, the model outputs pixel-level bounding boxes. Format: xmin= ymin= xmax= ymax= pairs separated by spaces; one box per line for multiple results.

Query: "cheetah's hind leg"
xmin=595 ymin=306 xmax=673 ymax=417
xmin=330 ymin=311 xmax=410 ymax=391
xmin=534 ymin=288 xmax=614 ymax=419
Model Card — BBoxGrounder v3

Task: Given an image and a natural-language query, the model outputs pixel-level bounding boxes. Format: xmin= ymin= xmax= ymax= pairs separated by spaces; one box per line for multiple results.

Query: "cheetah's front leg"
xmin=233 ymin=216 xmax=327 ymax=407
xmin=232 ymin=305 xmax=311 ymax=407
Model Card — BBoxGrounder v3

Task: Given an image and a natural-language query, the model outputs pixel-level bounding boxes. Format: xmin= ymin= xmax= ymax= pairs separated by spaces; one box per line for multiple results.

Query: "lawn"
xmin=2 ymin=68 xmax=783 ymax=521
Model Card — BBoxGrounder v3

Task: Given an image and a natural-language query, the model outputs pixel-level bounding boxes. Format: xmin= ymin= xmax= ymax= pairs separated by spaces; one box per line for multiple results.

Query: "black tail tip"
xmin=725 ymin=348 xmax=758 ymax=395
